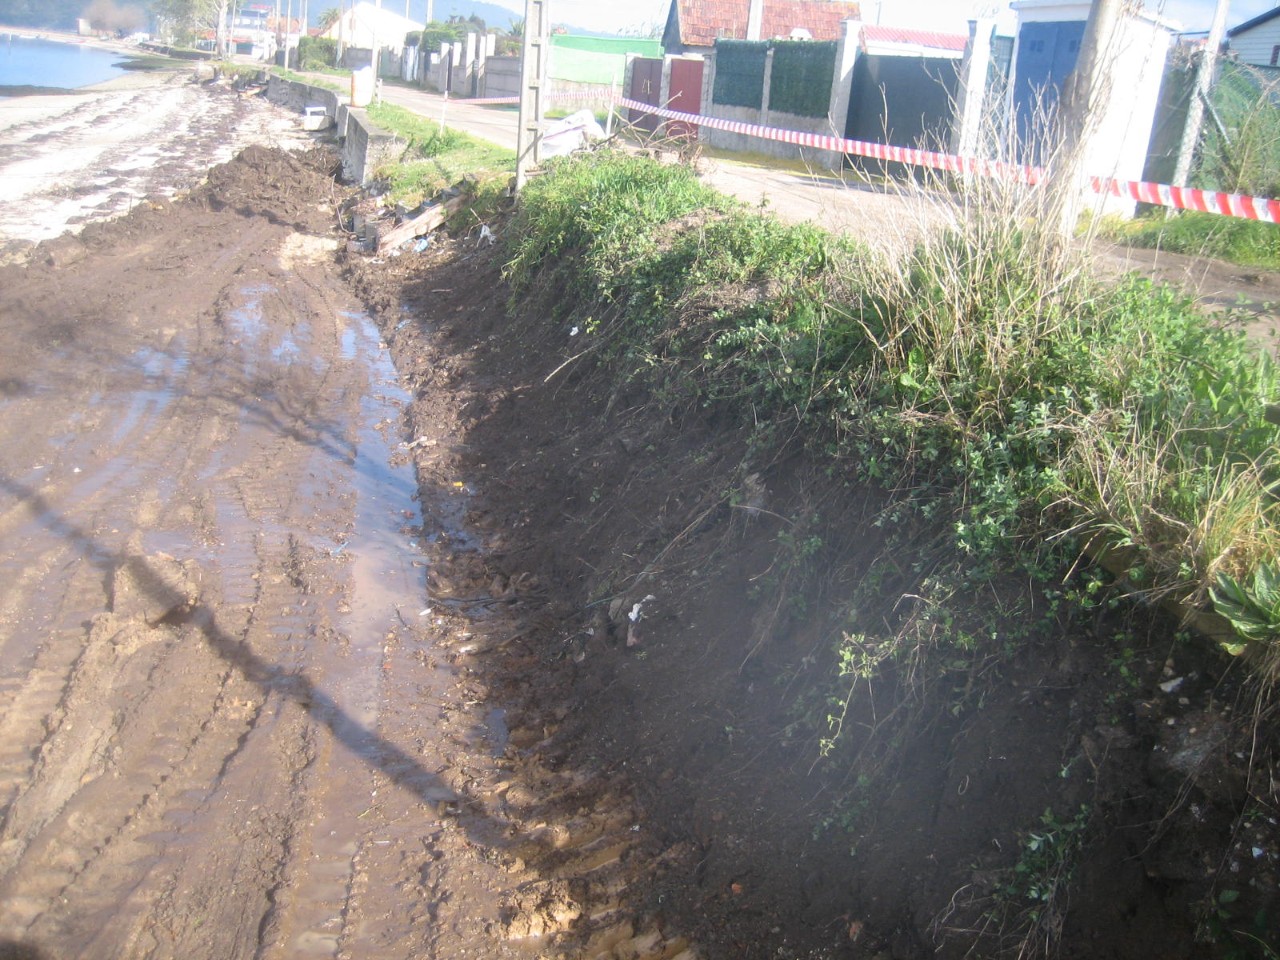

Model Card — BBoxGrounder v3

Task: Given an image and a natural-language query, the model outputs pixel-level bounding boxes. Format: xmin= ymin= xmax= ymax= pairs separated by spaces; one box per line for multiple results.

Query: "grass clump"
xmin=504 ymin=148 xmax=1280 ymax=679
xmin=366 ymin=102 xmax=514 ymax=208
xmin=1098 ymin=210 xmax=1280 ymax=270
xmin=506 ymin=151 xmax=731 ymax=299
xmin=271 ymin=67 xmax=345 ymax=92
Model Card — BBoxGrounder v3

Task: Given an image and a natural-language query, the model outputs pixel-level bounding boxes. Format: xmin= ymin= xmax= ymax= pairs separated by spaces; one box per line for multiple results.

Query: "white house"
xmin=1226 ymin=6 xmax=1280 ymax=67
xmin=321 ymin=2 xmax=423 ymax=57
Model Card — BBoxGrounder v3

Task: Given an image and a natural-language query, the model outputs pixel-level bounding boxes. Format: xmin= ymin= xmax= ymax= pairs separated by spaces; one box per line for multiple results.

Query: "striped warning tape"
xmin=454 ymin=91 xmax=610 ymax=106
xmin=444 ymin=90 xmax=1279 ymax=222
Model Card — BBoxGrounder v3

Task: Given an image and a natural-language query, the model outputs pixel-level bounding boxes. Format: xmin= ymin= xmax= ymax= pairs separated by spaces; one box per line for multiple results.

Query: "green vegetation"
xmin=1098 ymin=210 xmax=1280 ymax=270
xmin=366 ymin=101 xmax=514 ymax=207
xmin=506 ymin=150 xmax=1280 ymax=686
xmin=979 ymin=805 xmax=1093 ymax=958
xmin=297 ymin=36 xmax=338 ymax=72
xmin=273 ymin=68 xmax=345 ymax=92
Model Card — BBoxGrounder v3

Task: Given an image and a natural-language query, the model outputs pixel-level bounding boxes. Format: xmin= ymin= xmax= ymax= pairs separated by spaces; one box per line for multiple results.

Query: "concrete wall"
xmin=482 ymin=56 xmax=521 ymax=99
xmin=266 ymin=74 xmax=342 ymax=115
xmin=702 ymin=45 xmax=846 ymax=168
xmin=265 ymin=75 xmax=399 ymax=186
xmin=336 ymin=105 xmax=402 ymax=184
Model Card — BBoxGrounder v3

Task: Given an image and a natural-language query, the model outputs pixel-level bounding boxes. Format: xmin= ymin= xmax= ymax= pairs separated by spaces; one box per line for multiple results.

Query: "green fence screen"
xmin=767 ymin=40 xmax=836 ymax=118
xmin=713 ymin=40 xmax=768 ymax=109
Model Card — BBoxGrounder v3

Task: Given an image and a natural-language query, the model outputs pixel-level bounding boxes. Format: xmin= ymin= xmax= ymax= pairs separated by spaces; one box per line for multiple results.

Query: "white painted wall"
xmin=1009 ymin=0 xmax=1177 ymax=215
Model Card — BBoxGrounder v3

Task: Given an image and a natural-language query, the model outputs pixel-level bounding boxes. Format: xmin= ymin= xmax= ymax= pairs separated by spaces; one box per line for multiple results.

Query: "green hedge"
xmin=713 ymin=40 xmax=767 ymax=110
xmin=298 ymin=35 xmax=337 ymax=71
xmin=768 ymin=40 xmax=836 ymax=118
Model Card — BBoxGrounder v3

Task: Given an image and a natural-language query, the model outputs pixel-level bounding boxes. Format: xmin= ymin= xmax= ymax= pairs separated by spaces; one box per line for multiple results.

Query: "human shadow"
xmin=0 ymin=473 xmax=487 ymax=830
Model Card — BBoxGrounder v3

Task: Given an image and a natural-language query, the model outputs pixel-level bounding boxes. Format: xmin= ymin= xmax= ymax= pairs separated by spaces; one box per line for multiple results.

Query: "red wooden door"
xmin=628 ymin=57 xmax=663 ymax=133
xmin=666 ymin=58 xmax=703 ymax=141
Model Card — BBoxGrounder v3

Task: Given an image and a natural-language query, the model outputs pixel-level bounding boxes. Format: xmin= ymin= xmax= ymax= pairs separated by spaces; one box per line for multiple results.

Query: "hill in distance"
xmin=405 ymin=0 xmax=624 ymax=36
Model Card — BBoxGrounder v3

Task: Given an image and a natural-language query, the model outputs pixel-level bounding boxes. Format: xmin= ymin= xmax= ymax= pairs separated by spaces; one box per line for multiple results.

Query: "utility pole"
xmin=372 ymin=0 xmax=382 ymax=83
xmin=1053 ymin=0 xmax=1125 ymax=237
xmin=1172 ymin=0 xmax=1230 ymax=188
xmin=515 ymin=0 xmax=550 ymax=192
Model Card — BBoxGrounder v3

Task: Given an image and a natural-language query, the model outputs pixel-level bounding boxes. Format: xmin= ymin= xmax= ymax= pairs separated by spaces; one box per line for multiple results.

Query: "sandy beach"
xmin=0 ymin=67 xmax=312 ymax=260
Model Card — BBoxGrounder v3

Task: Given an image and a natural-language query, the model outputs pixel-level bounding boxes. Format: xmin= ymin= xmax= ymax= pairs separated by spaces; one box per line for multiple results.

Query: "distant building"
xmin=320 ymin=1 xmax=424 ymax=74
xmin=663 ymin=0 xmax=863 ymax=55
xmin=230 ymin=3 xmax=274 ymax=59
xmin=858 ymin=24 xmax=966 ymax=58
xmin=320 ymin=2 xmax=423 ymax=53
xmin=1226 ymin=5 xmax=1280 ymax=67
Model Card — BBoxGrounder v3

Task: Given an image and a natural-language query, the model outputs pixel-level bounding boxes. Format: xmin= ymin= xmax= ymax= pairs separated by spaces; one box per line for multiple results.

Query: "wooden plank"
xmin=377 ymin=194 xmax=468 ymax=252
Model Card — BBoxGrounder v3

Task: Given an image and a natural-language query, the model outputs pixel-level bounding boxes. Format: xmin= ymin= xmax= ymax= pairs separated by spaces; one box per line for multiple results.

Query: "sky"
xmin=482 ymin=0 xmax=1278 ymax=37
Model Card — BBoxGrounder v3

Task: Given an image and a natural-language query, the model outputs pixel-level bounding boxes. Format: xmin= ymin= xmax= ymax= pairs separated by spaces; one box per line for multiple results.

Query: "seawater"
xmin=0 ymin=34 xmax=130 ymax=92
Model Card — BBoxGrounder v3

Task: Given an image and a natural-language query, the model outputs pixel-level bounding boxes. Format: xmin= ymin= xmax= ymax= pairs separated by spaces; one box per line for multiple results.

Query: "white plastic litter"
xmin=540 ymin=109 xmax=606 ymax=159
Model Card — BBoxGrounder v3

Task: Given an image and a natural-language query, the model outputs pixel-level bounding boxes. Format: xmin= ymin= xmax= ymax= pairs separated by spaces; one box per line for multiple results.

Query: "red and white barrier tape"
xmin=444 ymin=90 xmax=1278 ymax=222
xmin=455 ymin=90 xmax=611 ymax=106
xmin=615 ymin=96 xmax=1279 ymax=223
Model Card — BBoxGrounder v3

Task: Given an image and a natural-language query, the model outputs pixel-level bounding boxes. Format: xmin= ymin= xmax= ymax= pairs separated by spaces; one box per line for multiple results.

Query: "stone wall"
xmin=265 ymin=74 xmax=342 ymax=115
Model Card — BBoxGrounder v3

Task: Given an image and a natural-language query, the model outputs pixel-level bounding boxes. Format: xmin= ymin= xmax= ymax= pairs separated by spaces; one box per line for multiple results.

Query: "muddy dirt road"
xmin=0 ymin=145 xmax=683 ymax=960
xmin=0 ymin=144 xmax=436 ymax=956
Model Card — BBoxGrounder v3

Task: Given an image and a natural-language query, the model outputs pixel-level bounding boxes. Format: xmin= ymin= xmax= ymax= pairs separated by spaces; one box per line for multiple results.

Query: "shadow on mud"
xmin=0 ymin=473 xmax=480 ymax=821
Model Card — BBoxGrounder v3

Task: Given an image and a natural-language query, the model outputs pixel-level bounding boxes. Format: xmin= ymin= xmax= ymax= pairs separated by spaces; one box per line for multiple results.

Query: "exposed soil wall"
xmin=347 ymin=214 xmax=1280 ymax=960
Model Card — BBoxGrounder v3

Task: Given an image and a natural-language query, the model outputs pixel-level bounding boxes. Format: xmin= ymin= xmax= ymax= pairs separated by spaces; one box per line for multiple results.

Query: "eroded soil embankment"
xmin=350 ymin=212 xmax=1279 ymax=960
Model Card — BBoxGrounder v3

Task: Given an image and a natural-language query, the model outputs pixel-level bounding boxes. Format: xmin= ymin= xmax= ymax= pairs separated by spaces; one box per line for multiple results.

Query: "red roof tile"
xmin=862 ymin=24 xmax=967 ymax=51
xmin=673 ymin=0 xmax=863 ymax=46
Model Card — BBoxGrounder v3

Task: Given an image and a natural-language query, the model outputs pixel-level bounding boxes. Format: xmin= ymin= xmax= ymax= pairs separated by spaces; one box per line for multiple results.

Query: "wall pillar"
xmin=824 ymin=18 xmax=862 ymax=170
xmin=760 ymin=46 xmax=776 ymax=126
xmin=952 ymin=18 xmax=996 ymax=158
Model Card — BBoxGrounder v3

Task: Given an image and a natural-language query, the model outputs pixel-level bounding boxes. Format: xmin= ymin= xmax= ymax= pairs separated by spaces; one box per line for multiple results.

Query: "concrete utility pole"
xmin=1054 ymin=0 xmax=1126 ymax=237
xmin=1172 ymin=0 xmax=1230 ymax=188
xmin=515 ymin=0 xmax=550 ymax=192
xmin=373 ymin=0 xmax=382 ymax=81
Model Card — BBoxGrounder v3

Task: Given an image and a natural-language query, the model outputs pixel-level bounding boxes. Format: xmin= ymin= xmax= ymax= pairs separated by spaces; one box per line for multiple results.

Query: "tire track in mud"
xmin=0 ymin=205 xmax=368 ymax=956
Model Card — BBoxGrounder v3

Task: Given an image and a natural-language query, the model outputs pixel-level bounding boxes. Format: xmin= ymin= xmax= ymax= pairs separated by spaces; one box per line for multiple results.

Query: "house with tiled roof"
xmin=663 ymin=0 xmax=863 ymax=54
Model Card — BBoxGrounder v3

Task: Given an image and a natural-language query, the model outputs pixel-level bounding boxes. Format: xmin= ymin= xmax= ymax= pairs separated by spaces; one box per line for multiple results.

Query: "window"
xmin=1271 ymin=44 xmax=1280 ymax=66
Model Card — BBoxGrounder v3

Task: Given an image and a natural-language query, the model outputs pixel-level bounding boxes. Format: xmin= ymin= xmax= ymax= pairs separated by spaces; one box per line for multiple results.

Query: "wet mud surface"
xmin=0 ymin=113 xmax=1277 ymax=960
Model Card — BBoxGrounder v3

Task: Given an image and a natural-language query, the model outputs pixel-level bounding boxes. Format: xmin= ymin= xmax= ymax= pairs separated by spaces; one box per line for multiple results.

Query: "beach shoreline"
xmin=0 ymin=71 xmax=315 ymax=260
